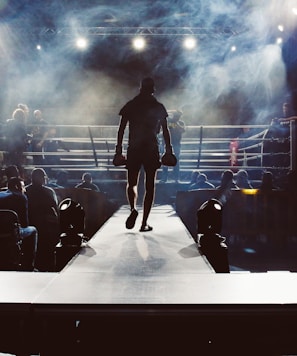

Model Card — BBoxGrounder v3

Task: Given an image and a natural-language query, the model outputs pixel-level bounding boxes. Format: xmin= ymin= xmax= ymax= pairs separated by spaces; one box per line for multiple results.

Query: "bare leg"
xmin=140 ymin=169 xmax=157 ymax=230
xmin=127 ymin=169 xmax=139 ymax=210
xmin=125 ymin=169 xmax=139 ymax=229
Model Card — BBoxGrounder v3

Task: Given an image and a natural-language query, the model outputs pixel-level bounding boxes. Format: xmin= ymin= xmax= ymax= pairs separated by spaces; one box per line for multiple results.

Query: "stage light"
xmin=183 ymin=36 xmax=196 ymax=50
xmin=278 ymin=25 xmax=284 ymax=32
xmin=197 ymin=198 xmax=222 ymax=235
xmin=197 ymin=199 xmax=230 ymax=273
xmin=59 ymin=198 xmax=85 ymax=246
xmin=76 ymin=37 xmax=88 ymax=50
xmin=276 ymin=37 xmax=283 ymax=45
xmin=132 ymin=36 xmax=146 ymax=50
xmin=292 ymin=7 xmax=297 ymax=15
xmin=36 ymin=44 xmax=42 ymax=51
xmin=231 ymin=45 xmax=237 ymax=52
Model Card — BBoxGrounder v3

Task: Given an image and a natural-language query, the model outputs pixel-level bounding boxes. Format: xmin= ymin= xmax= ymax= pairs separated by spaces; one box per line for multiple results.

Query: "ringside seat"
xmin=0 ymin=209 xmax=22 ymax=270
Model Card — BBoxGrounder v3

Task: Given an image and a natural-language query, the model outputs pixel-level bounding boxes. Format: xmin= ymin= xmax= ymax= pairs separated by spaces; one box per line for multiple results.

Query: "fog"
xmin=0 ymin=0 xmax=296 ymax=126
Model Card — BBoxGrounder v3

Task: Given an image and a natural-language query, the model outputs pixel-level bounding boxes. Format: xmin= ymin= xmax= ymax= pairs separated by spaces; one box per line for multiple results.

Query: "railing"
xmin=0 ymin=122 xmax=295 ymax=176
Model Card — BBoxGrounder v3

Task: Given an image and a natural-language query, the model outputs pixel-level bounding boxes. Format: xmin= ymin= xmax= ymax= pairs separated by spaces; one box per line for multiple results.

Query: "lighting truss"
xmin=39 ymin=26 xmax=246 ymax=38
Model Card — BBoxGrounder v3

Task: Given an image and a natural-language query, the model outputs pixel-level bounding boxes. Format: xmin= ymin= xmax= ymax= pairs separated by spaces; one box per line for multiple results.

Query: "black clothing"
xmin=0 ymin=189 xmax=28 ymax=227
xmin=25 ymin=184 xmax=58 ymax=223
xmin=4 ymin=118 xmax=29 ymax=168
xmin=0 ymin=189 xmax=37 ymax=270
xmin=189 ymin=181 xmax=215 ymax=190
xmin=75 ymin=182 xmax=100 ymax=191
xmin=25 ymin=184 xmax=59 ymax=271
xmin=31 ymin=118 xmax=49 ymax=165
xmin=119 ymin=92 xmax=167 ymax=171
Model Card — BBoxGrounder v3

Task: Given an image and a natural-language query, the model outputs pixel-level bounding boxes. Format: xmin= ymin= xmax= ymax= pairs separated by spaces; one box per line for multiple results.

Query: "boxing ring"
xmin=1 ymin=122 xmax=295 ymax=182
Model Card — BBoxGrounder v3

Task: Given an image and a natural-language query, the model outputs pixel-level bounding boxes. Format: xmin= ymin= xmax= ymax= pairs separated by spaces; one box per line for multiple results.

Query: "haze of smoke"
xmin=1 ymin=0 xmax=295 ymax=127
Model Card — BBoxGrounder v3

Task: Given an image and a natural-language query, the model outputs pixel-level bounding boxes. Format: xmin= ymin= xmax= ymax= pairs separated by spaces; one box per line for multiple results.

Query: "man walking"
xmin=115 ymin=77 xmax=172 ymax=231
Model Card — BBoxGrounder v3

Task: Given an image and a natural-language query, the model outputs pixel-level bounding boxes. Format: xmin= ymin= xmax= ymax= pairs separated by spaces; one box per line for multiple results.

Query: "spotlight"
xmin=76 ymin=37 xmax=88 ymax=50
xmin=183 ymin=36 xmax=196 ymax=50
xmin=197 ymin=198 xmax=222 ymax=235
xmin=278 ymin=24 xmax=284 ymax=32
xmin=231 ymin=45 xmax=237 ymax=52
xmin=59 ymin=198 xmax=85 ymax=246
xmin=197 ymin=199 xmax=230 ymax=273
xmin=132 ymin=36 xmax=146 ymax=50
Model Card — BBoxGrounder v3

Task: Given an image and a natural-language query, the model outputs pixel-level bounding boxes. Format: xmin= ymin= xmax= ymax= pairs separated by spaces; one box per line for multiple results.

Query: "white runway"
xmin=63 ymin=204 xmax=212 ymax=275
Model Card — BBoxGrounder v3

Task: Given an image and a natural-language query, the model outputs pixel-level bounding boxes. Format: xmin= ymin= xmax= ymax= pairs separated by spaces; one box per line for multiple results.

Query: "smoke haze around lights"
xmin=0 ymin=0 xmax=297 ymax=127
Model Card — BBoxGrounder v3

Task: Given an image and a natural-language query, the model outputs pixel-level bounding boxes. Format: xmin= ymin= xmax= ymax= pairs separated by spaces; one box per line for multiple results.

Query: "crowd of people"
xmin=187 ymin=168 xmax=283 ymax=193
xmin=0 ymin=104 xmax=75 ymax=269
xmin=0 ymin=103 xmax=69 ymax=180
xmin=0 ymin=163 xmax=101 ymax=271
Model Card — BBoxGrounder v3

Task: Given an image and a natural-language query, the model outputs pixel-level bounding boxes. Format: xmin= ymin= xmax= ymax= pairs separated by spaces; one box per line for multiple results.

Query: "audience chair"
xmin=0 ymin=209 xmax=22 ymax=270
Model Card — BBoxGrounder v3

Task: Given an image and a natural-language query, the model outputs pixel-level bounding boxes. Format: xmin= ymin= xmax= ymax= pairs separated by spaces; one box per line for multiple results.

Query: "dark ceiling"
xmin=1 ymin=0 xmax=247 ymax=33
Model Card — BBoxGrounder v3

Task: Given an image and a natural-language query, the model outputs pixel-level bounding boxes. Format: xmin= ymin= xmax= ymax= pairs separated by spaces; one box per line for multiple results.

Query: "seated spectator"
xmin=46 ymin=169 xmax=70 ymax=188
xmin=216 ymin=169 xmax=239 ymax=190
xmin=56 ymin=169 xmax=70 ymax=187
xmin=0 ymin=177 xmax=38 ymax=271
xmin=235 ymin=169 xmax=253 ymax=189
xmin=215 ymin=169 xmax=239 ymax=204
xmin=75 ymin=172 xmax=100 ymax=192
xmin=188 ymin=169 xmax=200 ymax=186
xmin=25 ymin=168 xmax=59 ymax=271
xmin=0 ymin=165 xmax=20 ymax=191
xmin=5 ymin=165 xmax=20 ymax=179
xmin=188 ymin=173 xmax=215 ymax=190
xmin=258 ymin=171 xmax=279 ymax=192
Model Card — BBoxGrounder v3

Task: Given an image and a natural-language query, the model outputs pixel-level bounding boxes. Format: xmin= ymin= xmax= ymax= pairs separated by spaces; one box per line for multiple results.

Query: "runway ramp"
xmin=63 ymin=204 xmax=213 ymax=276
